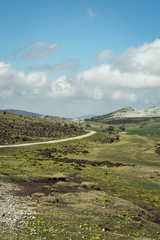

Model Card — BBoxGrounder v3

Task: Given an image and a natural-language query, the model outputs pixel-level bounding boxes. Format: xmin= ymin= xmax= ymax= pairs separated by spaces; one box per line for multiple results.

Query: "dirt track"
xmin=0 ymin=131 xmax=96 ymax=148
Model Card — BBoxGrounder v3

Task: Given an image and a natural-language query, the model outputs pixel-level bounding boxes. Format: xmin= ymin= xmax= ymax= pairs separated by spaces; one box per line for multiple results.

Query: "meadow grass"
xmin=0 ymin=120 xmax=160 ymax=239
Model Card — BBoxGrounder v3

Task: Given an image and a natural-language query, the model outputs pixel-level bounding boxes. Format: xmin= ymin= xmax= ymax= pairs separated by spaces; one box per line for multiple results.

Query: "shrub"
xmin=70 ymin=124 xmax=76 ymax=129
xmin=116 ymin=135 xmax=120 ymax=141
xmin=106 ymin=126 xmax=114 ymax=133
xmin=22 ymin=136 xmax=28 ymax=141
xmin=119 ymin=125 xmax=126 ymax=131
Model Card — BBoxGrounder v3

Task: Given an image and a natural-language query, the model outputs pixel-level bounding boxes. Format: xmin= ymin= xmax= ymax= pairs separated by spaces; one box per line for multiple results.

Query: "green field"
xmin=0 ymin=117 xmax=160 ymax=240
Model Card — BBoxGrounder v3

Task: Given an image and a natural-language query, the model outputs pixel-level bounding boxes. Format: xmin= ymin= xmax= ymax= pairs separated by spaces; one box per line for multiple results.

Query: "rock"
xmin=102 ymin=227 xmax=110 ymax=232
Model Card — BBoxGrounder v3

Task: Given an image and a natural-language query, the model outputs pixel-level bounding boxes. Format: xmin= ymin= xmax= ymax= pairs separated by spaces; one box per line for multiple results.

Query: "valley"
xmin=0 ymin=108 xmax=160 ymax=240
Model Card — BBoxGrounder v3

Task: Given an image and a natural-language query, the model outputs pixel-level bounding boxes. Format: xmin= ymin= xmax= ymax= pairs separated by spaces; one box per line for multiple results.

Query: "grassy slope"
xmin=86 ymin=117 xmax=160 ymax=137
xmin=0 ymin=111 xmax=85 ymax=144
xmin=0 ymin=118 xmax=160 ymax=239
xmin=125 ymin=118 xmax=160 ymax=137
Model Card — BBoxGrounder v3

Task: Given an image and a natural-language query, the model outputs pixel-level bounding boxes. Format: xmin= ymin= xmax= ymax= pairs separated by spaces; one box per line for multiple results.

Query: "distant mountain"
xmin=86 ymin=106 xmax=160 ymax=123
xmin=78 ymin=114 xmax=97 ymax=119
xmin=5 ymin=109 xmax=43 ymax=117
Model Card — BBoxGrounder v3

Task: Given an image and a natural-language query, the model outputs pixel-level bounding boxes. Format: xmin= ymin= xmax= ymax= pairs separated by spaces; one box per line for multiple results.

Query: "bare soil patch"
xmin=14 ymin=174 xmax=86 ymax=196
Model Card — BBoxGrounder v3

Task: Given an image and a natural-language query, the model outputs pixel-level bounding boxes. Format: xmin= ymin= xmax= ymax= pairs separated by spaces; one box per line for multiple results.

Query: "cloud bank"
xmin=0 ymin=62 xmax=47 ymax=98
xmin=1 ymin=39 xmax=160 ymax=116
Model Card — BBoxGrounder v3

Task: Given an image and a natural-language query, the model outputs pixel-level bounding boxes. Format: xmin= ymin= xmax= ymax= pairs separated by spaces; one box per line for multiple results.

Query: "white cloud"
xmin=112 ymin=39 xmax=160 ymax=75
xmin=0 ymin=62 xmax=14 ymax=87
xmin=76 ymin=62 xmax=160 ymax=90
xmin=48 ymin=76 xmax=75 ymax=98
xmin=13 ymin=41 xmax=59 ymax=60
xmin=86 ymin=8 xmax=98 ymax=20
xmin=16 ymin=71 xmax=47 ymax=88
xmin=95 ymin=49 xmax=113 ymax=61
xmin=0 ymin=62 xmax=47 ymax=98
xmin=112 ymin=91 xmax=138 ymax=102
xmin=73 ymin=39 xmax=160 ymax=106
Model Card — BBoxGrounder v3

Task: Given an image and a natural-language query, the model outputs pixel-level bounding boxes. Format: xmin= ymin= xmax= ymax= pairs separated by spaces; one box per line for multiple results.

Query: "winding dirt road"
xmin=0 ymin=131 xmax=96 ymax=148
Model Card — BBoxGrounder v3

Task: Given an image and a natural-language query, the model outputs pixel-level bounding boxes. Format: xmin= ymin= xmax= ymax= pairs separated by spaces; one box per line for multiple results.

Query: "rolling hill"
xmin=86 ymin=106 xmax=160 ymax=124
xmin=0 ymin=110 xmax=86 ymax=144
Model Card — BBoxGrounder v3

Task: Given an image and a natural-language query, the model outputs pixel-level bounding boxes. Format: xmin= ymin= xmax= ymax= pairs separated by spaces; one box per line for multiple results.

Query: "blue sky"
xmin=1 ymin=0 xmax=160 ymax=117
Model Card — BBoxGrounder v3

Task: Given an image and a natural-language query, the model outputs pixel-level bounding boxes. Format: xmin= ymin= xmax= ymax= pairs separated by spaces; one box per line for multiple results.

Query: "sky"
xmin=1 ymin=0 xmax=160 ymax=118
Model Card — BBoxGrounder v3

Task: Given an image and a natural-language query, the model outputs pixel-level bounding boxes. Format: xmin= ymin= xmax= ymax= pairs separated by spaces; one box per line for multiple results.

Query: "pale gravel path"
xmin=0 ymin=131 xmax=96 ymax=148
xmin=0 ymin=181 xmax=36 ymax=230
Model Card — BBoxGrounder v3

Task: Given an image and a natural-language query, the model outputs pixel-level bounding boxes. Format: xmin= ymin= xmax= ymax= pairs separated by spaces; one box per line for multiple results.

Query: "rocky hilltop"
xmin=86 ymin=106 xmax=160 ymax=124
xmin=108 ymin=106 xmax=160 ymax=119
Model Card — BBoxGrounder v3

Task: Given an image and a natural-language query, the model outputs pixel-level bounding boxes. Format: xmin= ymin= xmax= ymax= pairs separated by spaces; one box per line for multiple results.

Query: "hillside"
xmin=5 ymin=109 xmax=43 ymax=117
xmin=87 ymin=106 xmax=160 ymax=124
xmin=0 ymin=111 xmax=86 ymax=145
xmin=108 ymin=106 xmax=160 ymax=118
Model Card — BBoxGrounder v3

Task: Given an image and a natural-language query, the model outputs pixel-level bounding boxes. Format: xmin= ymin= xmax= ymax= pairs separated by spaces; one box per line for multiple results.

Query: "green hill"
xmin=0 ymin=111 xmax=85 ymax=145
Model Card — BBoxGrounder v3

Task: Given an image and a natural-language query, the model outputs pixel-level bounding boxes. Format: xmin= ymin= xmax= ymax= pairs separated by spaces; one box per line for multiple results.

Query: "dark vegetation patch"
xmin=0 ymin=171 xmax=9 ymax=176
xmin=94 ymin=134 xmax=120 ymax=143
xmin=14 ymin=174 xmax=88 ymax=196
xmin=0 ymin=111 xmax=86 ymax=144
xmin=50 ymin=157 xmax=135 ymax=167
xmin=86 ymin=116 xmax=160 ymax=125
xmin=155 ymin=144 xmax=160 ymax=155
xmin=84 ymin=132 xmax=120 ymax=143
xmin=38 ymin=147 xmax=135 ymax=168
xmin=153 ymin=215 xmax=160 ymax=224
xmin=37 ymin=144 xmax=89 ymax=156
